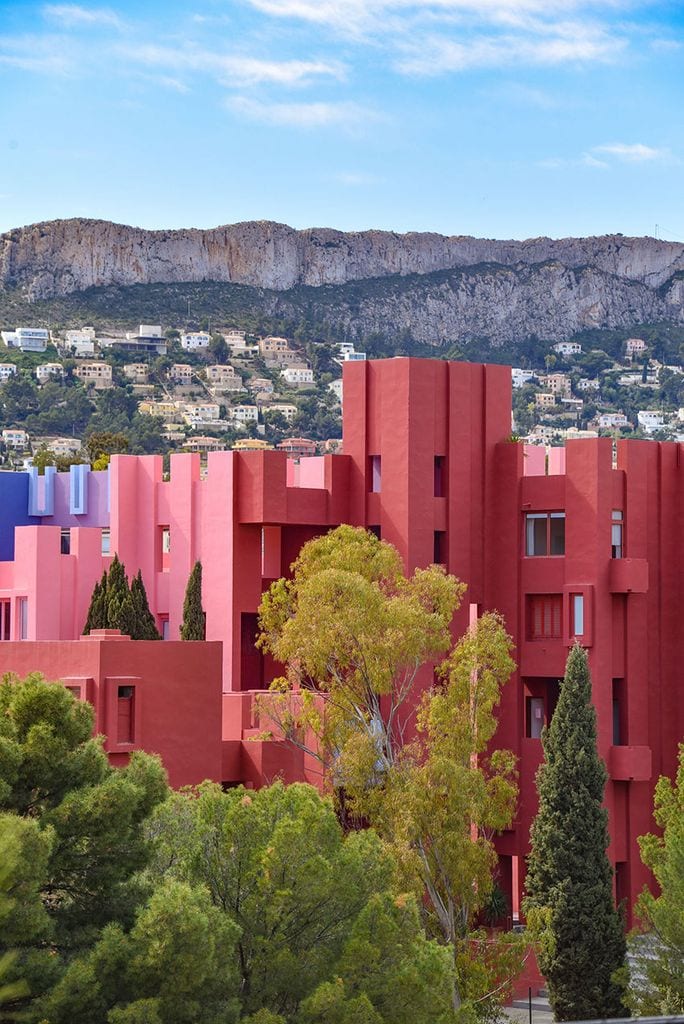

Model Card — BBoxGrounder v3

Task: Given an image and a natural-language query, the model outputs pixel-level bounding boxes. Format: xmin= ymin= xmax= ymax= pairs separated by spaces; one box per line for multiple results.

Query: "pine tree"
xmin=524 ymin=644 xmax=626 ymax=1020
xmin=180 ymin=562 xmax=205 ymax=640
xmin=131 ymin=570 xmax=161 ymax=640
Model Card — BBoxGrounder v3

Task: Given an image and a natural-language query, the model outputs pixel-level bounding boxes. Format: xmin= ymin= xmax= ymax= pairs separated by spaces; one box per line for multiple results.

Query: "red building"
xmin=0 ymin=631 xmax=223 ymax=789
xmin=0 ymin=356 xmax=681 ymax=922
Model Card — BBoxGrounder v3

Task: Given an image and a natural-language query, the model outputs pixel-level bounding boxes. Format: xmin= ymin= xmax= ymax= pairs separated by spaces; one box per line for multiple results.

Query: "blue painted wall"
xmin=0 ymin=473 xmax=40 ymax=560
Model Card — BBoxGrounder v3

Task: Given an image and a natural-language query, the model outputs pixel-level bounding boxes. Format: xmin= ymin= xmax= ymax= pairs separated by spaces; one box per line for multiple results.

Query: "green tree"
xmin=85 ymin=431 xmax=130 ymax=467
xmin=104 ymin=554 xmax=137 ymax=637
xmin=209 ymin=334 xmax=229 ymax=364
xmin=524 ymin=644 xmax=626 ymax=1020
xmin=257 ymin=525 xmax=463 ymax=782
xmin=39 ymin=880 xmax=241 ymax=1024
xmin=624 ymin=744 xmax=684 ymax=1015
xmin=83 ymin=571 xmax=108 ymax=633
xmin=361 ymin=613 xmax=522 ymax=1017
xmin=179 ymin=562 xmax=205 ymax=640
xmin=83 ymin=558 xmax=158 ymax=640
xmin=146 ymin=781 xmax=456 ymax=1024
xmin=131 ymin=571 xmax=161 ymax=640
xmin=0 ymin=675 xmax=168 ymax=1013
xmin=0 ymin=813 xmax=53 ymax=1010
xmin=257 ymin=529 xmax=523 ymax=1018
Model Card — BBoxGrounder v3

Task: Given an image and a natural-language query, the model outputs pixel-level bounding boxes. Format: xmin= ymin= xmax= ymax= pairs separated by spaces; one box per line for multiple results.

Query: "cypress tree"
xmin=524 ymin=644 xmax=626 ymax=1020
xmin=131 ymin=570 xmax=161 ymax=640
xmin=83 ymin=557 xmax=159 ymax=640
xmin=180 ymin=562 xmax=205 ymax=640
xmin=103 ymin=555 xmax=136 ymax=637
xmin=82 ymin=572 xmax=108 ymax=634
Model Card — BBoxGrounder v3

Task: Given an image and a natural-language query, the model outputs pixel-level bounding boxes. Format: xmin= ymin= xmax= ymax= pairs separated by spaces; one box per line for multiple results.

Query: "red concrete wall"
xmin=0 ymin=633 xmax=223 ymax=788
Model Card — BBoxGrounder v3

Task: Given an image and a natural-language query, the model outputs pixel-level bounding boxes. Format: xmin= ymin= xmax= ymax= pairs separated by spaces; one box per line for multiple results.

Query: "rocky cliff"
xmin=1 ymin=218 xmax=683 ymax=344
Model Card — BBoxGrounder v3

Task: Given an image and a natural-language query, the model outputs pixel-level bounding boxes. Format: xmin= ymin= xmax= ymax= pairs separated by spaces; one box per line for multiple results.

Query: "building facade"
xmin=0 ymin=357 xmax=680 ymax=923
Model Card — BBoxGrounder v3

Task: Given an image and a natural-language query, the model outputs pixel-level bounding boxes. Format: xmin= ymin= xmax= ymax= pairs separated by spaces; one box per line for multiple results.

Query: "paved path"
xmin=505 ymin=999 xmax=555 ymax=1024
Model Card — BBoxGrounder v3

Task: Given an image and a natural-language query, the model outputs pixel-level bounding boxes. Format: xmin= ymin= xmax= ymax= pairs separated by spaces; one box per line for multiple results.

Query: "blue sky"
xmin=0 ymin=0 xmax=682 ymax=240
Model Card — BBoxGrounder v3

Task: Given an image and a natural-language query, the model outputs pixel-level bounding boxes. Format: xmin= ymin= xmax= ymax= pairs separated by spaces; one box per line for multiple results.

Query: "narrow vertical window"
xmin=60 ymin=528 xmax=71 ymax=555
xmin=434 ymin=456 xmax=445 ymax=497
xmin=18 ymin=597 xmax=28 ymax=639
xmin=526 ymin=514 xmax=548 ymax=556
xmin=0 ymin=600 xmax=10 ymax=641
xmin=433 ymin=530 xmax=446 ymax=565
xmin=572 ymin=594 xmax=584 ymax=637
xmin=160 ymin=616 xmax=170 ymax=640
xmin=526 ymin=696 xmax=545 ymax=739
xmin=101 ymin=528 xmax=111 ymax=555
xmin=117 ymin=685 xmax=135 ymax=743
xmin=611 ymin=510 xmax=623 ymax=559
xmin=369 ymin=455 xmax=381 ymax=493
xmin=549 ymin=513 xmax=565 ymax=555
xmin=612 ymin=679 xmax=626 ymax=745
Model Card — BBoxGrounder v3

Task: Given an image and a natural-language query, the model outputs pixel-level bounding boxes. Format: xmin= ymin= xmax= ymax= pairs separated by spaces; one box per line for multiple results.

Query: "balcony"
xmin=609 ymin=558 xmax=648 ymax=594
xmin=609 ymin=744 xmax=652 ymax=782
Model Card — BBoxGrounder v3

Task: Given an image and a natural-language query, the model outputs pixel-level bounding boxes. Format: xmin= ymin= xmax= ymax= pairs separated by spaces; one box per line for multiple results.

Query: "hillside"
xmin=1 ymin=219 xmax=683 ymax=348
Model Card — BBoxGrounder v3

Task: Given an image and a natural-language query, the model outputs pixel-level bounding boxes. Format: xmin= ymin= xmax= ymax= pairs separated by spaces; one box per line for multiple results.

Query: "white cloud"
xmin=540 ymin=143 xmax=671 ymax=171
xmin=0 ymin=51 xmax=72 ymax=73
xmin=43 ymin=4 xmax=124 ymax=29
xmin=246 ymin=0 xmax=632 ymax=74
xmin=0 ymin=33 xmax=75 ymax=74
xmin=396 ymin=19 xmax=624 ymax=74
xmin=226 ymin=96 xmax=380 ymax=129
xmin=592 ymin=142 xmax=669 ymax=163
xmin=580 ymin=153 xmax=609 ymax=169
xmin=125 ymin=44 xmax=345 ymax=87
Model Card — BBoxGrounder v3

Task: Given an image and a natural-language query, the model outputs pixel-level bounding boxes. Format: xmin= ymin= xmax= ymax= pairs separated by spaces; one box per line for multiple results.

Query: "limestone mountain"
xmin=1 ymin=218 xmax=683 ymax=346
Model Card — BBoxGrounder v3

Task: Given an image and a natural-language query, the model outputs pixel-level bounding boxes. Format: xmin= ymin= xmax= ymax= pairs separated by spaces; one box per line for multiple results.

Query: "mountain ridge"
xmin=1 ymin=218 xmax=683 ymax=345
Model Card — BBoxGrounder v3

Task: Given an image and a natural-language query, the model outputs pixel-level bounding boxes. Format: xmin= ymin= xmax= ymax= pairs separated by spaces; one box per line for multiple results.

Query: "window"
xmin=528 ymin=595 xmax=562 ymax=640
xmin=160 ymin=616 xmax=170 ymax=641
xmin=368 ymin=455 xmax=381 ymax=493
xmin=158 ymin=526 xmax=170 ymax=572
xmin=526 ymin=696 xmax=545 ymax=739
xmin=117 ymin=685 xmax=135 ymax=744
xmin=525 ymin=513 xmax=565 ymax=556
xmin=101 ymin=529 xmax=111 ymax=555
xmin=611 ymin=510 xmax=623 ymax=559
xmin=0 ymin=599 xmax=10 ymax=641
xmin=434 ymin=456 xmax=445 ymax=497
xmin=368 ymin=525 xmax=381 ymax=540
xmin=572 ymin=594 xmax=584 ymax=637
xmin=18 ymin=597 xmax=28 ymax=640
xmin=612 ymin=679 xmax=626 ymax=745
xmin=433 ymin=530 xmax=446 ymax=565
xmin=60 ymin=528 xmax=71 ymax=555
